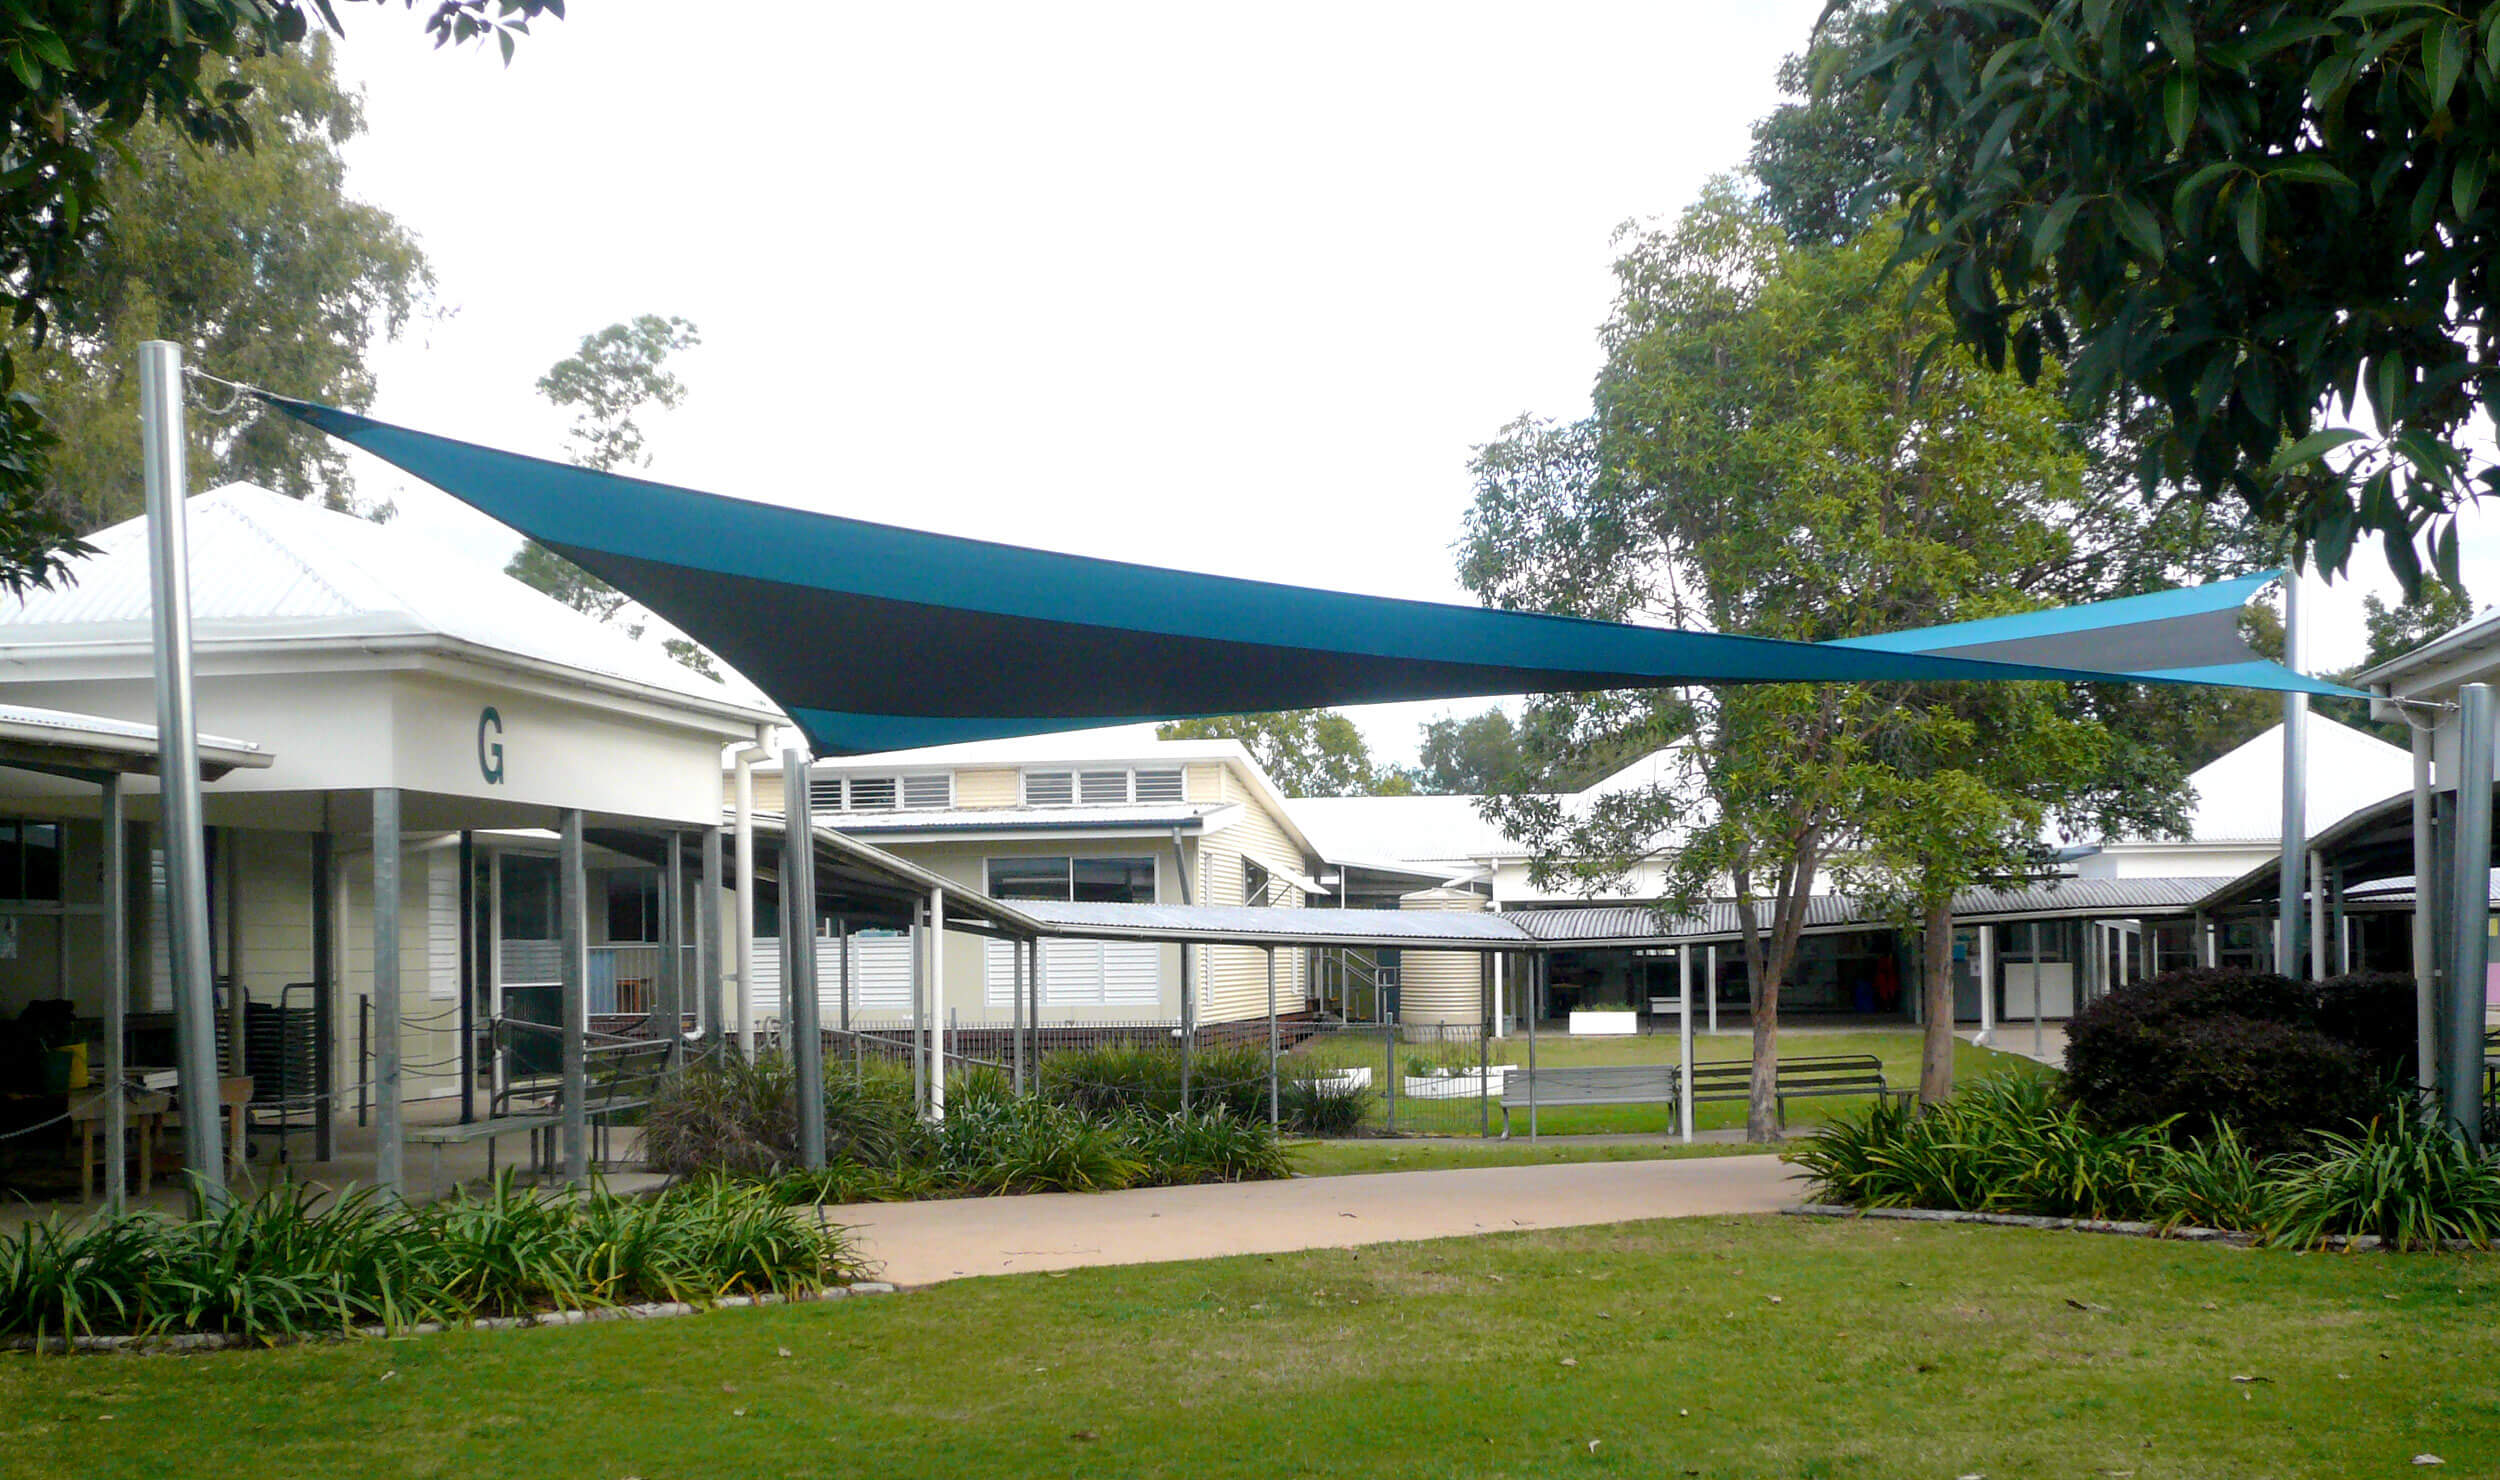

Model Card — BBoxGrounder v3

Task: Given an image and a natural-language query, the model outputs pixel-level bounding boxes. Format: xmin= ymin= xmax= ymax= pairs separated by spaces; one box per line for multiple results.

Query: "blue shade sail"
xmin=265 ymin=395 xmax=2358 ymax=756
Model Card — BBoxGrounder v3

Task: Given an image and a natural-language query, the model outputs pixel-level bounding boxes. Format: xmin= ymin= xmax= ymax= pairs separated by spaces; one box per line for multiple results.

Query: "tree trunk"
xmin=1733 ymin=892 xmax=1779 ymax=1143
xmin=1919 ymin=899 xmax=1956 ymax=1108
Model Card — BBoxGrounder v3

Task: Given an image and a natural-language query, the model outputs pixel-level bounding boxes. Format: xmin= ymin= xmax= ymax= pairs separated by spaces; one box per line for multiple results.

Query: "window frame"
xmin=982 ymin=854 xmax=1159 ymax=905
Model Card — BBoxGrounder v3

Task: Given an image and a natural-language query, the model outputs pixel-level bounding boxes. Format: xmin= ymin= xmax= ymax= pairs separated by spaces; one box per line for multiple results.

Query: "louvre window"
xmin=902 ymin=774 xmax=952 ymax=810
xmin=1023 ymin=771 xmax=1074 ymax=806
xmin=1079 ymin=770 xmax=1129 ymax=804
xmin=847 ymin=776 xmax=898 ymax=810
xmin=807 ymin=776 xmax=844 ymax=812
xmin=1132 ymin=767 xmax=1185 ymax=802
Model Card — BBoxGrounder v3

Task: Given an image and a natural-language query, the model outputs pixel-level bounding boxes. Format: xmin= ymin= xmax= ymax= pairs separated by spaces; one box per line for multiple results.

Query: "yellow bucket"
xmin=41 ymin=1042 xmax=88 ymax=1093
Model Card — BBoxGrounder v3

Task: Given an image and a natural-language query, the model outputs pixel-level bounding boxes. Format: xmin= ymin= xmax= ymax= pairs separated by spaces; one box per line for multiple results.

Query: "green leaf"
xmin=2435 ymin=518 xmax=2461 ymax=586
xmin=2269 ymin=156 xmax=2356 ymax=190
xmin=2455 ymin=150 xmax=2489 ymax=219
xmin=2268 ymin=427 xmax=2368 ymax=472
xmin=2429 ymin=20 xmax=2467 ymax=109
xmin=2033 ymin=194 xmax=2084 ymax=260
xmin=2171 ymin=160 xmax=2239 ymax=220
xmin=2234 ymin=186 xmax=2266 ymax=268
xmin=2154 ymin=4 xmax=2196 ymax=66
xmin=2110 ymin=193 xmax=2165 ymax=261
xmin=2162 ymin=73 xmax=2198 ymax=151
xmin=2330 ymin=0 xmax=2439 ymax=17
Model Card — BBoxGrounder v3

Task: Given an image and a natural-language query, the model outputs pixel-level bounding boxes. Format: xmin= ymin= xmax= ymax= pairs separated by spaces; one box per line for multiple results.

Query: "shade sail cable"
xmin=260 ymin=393 xmax=2360 ymax=756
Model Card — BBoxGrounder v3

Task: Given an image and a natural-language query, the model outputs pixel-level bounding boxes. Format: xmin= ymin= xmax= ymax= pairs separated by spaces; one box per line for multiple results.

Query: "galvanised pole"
xmin=373 ymin=787 xmax=403 ymax=1199
xmin=2442 ymin=683 xmax=2493 ymax=1145
xmin=784 ymin=750 xmax=825 ymax=1168
xmin=2280 ymin=570 xmax=2309 ymax=975
xmin=139 ymin=340 xmax=225 ymax=1207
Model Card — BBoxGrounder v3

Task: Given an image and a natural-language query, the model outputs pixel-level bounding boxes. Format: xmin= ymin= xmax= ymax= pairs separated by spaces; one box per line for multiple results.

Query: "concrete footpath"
xmin=824 ymin=1153 xmax=1804 ymax=1286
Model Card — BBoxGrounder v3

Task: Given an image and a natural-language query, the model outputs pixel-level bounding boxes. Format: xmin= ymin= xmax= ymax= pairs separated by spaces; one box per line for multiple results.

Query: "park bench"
xmin=406 ymin=1027 xmax=672 ymax=1190
xmin=1499 ymin=1053 xmax=1907 ymax=1136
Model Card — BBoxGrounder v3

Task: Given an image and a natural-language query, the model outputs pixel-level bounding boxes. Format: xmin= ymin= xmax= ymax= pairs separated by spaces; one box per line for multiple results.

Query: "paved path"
xmin=824 ymin=1154 xmax=1804 ymax=1286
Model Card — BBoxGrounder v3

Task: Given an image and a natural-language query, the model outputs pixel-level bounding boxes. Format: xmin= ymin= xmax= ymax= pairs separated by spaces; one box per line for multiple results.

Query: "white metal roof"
xmin=1015 ymin=898 xmax=1536 ymax=949
xmin=0 ymin=483 xmax=781 ymax=726
xmin=2098 ymin=718 xmax=2409 ymax=848
xmin=828 ymin=802 xmax=1234 ymax=835
xmin=1290 ymin=792 xmax=1531 ymax=867
xmin=0 ymin=700 xmax=270 ymax=777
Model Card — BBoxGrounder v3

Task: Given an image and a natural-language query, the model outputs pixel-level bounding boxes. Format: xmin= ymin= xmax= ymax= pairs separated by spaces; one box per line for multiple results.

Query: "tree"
xmin=1413 ymin=709 xmax=1526 ymax=795
xmin=1155 ymin=710 xmax=1389 ymax=797
xmin=1750 ymin=0 xmax=1909 ymax=244
xmin=1848 ymin=0 xmax=2500 ymax=593
xmin=1463 ymin=185 xmax=2188 ymax=1138
xmin=506 ymin=315 xmax=700 ymax=622
xmin=24 ymin=40 xmax=428 ymax=529
xmin=0 ymin=1 xmax=559 ymax=592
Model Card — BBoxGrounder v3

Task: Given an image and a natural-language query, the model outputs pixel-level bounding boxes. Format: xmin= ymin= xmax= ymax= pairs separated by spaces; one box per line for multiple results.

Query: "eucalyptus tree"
xmin=1462 ymin=184 xmax=2185 ymax=1137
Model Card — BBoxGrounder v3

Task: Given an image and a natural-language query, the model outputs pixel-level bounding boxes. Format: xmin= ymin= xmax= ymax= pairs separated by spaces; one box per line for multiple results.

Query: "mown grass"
xmin=3 ymin=1214 xmax=2491 ymax=1479
xmin=1279 ymin=1028 xmax=2045 ymax=1137
xmin=1288 ymin=1137 xmax=1769 ymax=1177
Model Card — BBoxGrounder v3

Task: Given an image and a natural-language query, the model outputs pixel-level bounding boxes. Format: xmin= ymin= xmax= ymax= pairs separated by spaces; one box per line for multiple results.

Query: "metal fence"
xmin=781 ymin=1014 xmax=1511 ymax=1138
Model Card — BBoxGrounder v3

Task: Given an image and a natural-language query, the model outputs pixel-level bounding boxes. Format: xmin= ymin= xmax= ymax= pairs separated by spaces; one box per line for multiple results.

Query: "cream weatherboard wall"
xmin=1193 ymin=767 xmax=1311 ymax=1024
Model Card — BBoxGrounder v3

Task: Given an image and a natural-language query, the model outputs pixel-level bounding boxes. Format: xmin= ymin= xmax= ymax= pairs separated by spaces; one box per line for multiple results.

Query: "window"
xmin=1023 ymin=766 xmax=1190 ymax=807
xmin=1133 ymin=767 xmax=1185 ymax=802
xmin=847 ymin=776 xmax=898 ymax=810
xmin=605 ymin=869 xmax=660 ymax=943
xmin=1243 ymin=857 xmax=1272 ymax=907
xmin=0 ymin=822 xmax=59 ymax=903
xmin=902 ymin=773 xmax=952 ymax=809
xmin=1078 ymin=770 xmax=1129 ymax=804
xmin=984 ymin=856 xmax=1157 ymax=904
xmin=500 ymin=854 xmax=559 ymax=940
xmin=1023 ymin=771 xmax=1074 ymax=806
xmin=807 ymin=776 xmax=843 ymax=812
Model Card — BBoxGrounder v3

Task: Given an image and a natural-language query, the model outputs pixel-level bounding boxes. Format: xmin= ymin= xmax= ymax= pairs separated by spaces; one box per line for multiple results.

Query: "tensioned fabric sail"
xmin=264 ymin=395 xmax=2358 ymax=757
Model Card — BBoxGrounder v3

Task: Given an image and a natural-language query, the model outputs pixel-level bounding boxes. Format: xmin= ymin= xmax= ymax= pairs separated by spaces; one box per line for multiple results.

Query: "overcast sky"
xmin=320 ymin=1 xmax=2491 ymax=767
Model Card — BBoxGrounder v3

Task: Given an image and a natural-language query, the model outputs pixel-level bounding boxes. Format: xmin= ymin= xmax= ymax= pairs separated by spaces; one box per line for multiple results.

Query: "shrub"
xmin=2064 ymin=968 xmax=2397 ymax=1151
xmin=2310 ymin=971 xmax=2419 ymax=1082
xmin=1132 ymin=1108 xmax=1293 ymax=1184
xmin=1786 ymin=1075 xmax=2168 ymax=1220
xmin=1036 ymin=1040 xmax=1268 ymax=1121
xmin=1279 ymin=1070 xmax=1373 ymax=1136
xmin=645 ymin=1054 xmax=915 ymax=1176
xmin=2267 ymin=1102 xmax=2500 ymax=1250
xmin=0 ymin=1175 xmax=857 ymax=1342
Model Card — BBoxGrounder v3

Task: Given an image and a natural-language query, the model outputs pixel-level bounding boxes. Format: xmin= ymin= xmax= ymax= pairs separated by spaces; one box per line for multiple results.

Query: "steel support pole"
xmin=1526 ymin=953 xmax=1541 ymax=1141
xmin=458 ymin=830 xmax=477 ymax=1122
xmin=559 ymin=808 xmax=589 ymax=1182
xmin=2308 ymin=848 xmax=2329 ymax=980
xmin=909 ymin=898 xmax=926 ymax=1114
xmin=2442 ymin=683 xmax=2493 ymax=1144
xmin=733 ymin=751 xmax=759 ymax=1058
xmin=927 ymin=888 xmax=947 ymax=1121
xmin=1706 ymin=944 xmax=1718 ymax=1035
xmin=784 ymin=754 xmax=825 ymax=1168
xmin=312 ymin=829 xmax=335 ymax=1163
xmin=1266 ymin=946 xmax=1280 ymax=1130
xmin=139 ymin=340 xmax=224 ymax=1206
xmin=2412 ymin=723 xmax=2438 ymax=1090
xmin=698 ymin=827 xmax=722 ymax=1041
xmin=101 ymin=775 xmax=127 ymax=1214
xmin=1031 ymin=935 xmax=1046 ymax=1081
xmin=660 ymin=832 xmax=683 ymax=1067
xmin=1976 ymin=926 xmax=1995 ymax=1045
xmin=371 ymin=787 xmax=403 ymax=1199
xmin=839 ymin=918 xmax=855 ymax=1074
xmin=2030 ymin=923 xmax=2044 ymax=1061
xmin=2280 ymin=572 xmax=2310 ymax=975
xmin=1010 ymin=929 xmax=1025 ymax=1095
xmin=1678 ymin=943 xmax=1694 ymax=1144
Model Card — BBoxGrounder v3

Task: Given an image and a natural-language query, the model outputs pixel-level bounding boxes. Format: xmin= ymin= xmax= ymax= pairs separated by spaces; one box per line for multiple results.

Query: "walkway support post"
xmin=698 ymin=827 xmax=721 ymax=1043
xmin=1267 ymin=946 xmax=1280 ymax=1130
xmin=101 ymin=774 xmax=127 ymax=1215
xmin=140 ymin=339 xmax=224 ymax=1207
xmin=2280 ymin=570 xmax=2309 ymax=975
xmin=2412 ymin=720 xmax=2438 ymax=1091
xmin=1976 ymin=926 xmax=1995 ymax=1046
xmin=839 ymin=918 xmax=855 ymax=1075
xmin=732 ymin=741 xmax=764 ymax=1058
xmin=559 ymin=808 xmax=589 ymax=1182
xmin=1010 ymin=927 xmax=1026 ymax=1095
xmin=372 ymin=787 xmax=403 ymax=1200
xmin=1678 ymin=944 xmax=1694 ymax=1144
xmin=659 ymin=830 xmax=683 ymax=1069
xmin=2441 ymin=683 xmax=2493 ymax=1145
xmin=1526 ymin=952 xmax=1540 ymax=1142
xmin=927 ymin=887 xmax=946 ymax=1121
xmin=1706 ymin=943 xmax=1718 ymax=1035
xmin=783 ymin=750 xmax=825 ymax=1169
xmin=458 ymin=830 xmax=477 ymax=1122
xmin=909 ymin=897 xmax=926 ymax=1114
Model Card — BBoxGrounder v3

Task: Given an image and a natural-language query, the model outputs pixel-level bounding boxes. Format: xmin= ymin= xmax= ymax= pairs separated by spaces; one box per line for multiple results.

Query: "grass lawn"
xmin=6 ymin=1215 xmax=2492 ymax=1479
xmin=1288 ymin=1137 xmax=1769 ymax=1177
xmin=1282 ymin=1027 xmax=2045 ymax=1137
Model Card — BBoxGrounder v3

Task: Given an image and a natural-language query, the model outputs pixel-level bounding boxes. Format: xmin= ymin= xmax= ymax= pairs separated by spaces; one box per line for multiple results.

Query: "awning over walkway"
xmin=265 ymin=396 xmax=2355 ymax=758
xmin=0 ymin=701 xmax=271 ymax=780
xmin=1017 ymin=898 xmax=1537 ymax=951
xmin=1510 ymin=877 xmax=2219 ymax=948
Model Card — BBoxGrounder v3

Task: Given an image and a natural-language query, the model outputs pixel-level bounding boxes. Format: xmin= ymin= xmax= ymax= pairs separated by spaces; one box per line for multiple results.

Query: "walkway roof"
xmin=1511 ymin=878 xmax=2220 ymax=948
xmin=1015 ymin=899 xmax=1538 ymax=951
xmin=0 ymin=701 xmax=271 ymax=780
xmin=266 ymin=397 xmax=2352 ymax=759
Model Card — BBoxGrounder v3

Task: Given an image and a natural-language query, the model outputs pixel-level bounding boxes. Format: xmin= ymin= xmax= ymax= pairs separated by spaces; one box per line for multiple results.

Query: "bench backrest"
xmin=1502 ymin=1064 xmax=1679 ymax=1103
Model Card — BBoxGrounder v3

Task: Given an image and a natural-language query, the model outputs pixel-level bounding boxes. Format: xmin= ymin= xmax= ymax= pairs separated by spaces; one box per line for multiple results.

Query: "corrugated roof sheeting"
xmin=1018 ymin=899 xmax=1536 ymax=948
xmin=1509 ymin=877 xmax=2219 ymax=944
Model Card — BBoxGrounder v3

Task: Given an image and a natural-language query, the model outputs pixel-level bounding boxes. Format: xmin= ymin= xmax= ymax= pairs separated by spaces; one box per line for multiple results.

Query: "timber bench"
xmin=1498 ymin=1053 xmax=1907 ymax=1136
xmin=406 ymin=1034 xmax=673 ymax=1191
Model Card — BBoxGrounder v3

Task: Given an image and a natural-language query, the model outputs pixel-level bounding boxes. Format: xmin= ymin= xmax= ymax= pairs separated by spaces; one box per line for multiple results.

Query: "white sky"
xmin=318 ymin=1 xmax=2495 ymax=767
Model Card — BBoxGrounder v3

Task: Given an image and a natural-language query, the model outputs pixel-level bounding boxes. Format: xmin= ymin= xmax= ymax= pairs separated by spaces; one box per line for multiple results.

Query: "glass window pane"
xmin=21 ymin=823 xmax=58 ymax=903
xmin=499 ymin=854 xmax=559 ymax=940
xmin=605 ymin=869 xmax=658 ymax=942
xmin=987 ymin=857 xmax=1071 ymax=901
xmin=0 ymin=822 xmax=18 ymax=900
xmin=1072 ymin=856 xmax=1155 ymax=904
